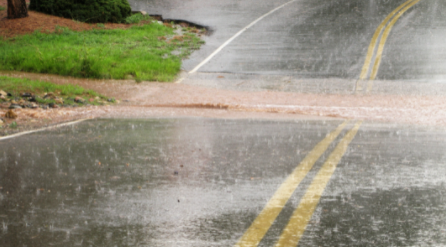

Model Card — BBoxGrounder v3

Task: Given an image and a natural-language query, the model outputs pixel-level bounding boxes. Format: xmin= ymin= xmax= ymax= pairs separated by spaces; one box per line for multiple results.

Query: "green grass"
xmin=125 ymin=13 xmax=152 ymax=24
xmin=0 ymin=23 xmax=205 ymax=82
xmin=0 ymin=6 xmax=5 ymax=11
xmin=9 ymin=122 xmax=17 ymax=129
xmin=0 ymin=76 xmax=104 ymax=104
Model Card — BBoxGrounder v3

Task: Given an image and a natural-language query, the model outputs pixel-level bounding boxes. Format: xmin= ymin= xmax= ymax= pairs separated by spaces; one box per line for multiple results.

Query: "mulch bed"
xmin=0 ymin=1 xmax=133 ymax=39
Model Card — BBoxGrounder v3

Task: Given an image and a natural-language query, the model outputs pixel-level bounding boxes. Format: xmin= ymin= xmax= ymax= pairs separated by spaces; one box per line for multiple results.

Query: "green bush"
xmin=29 ymin=0 xmax=132 ymax=23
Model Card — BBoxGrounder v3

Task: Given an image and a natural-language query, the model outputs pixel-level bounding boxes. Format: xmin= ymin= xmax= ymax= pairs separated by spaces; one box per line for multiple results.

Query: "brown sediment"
xmin=2 ymin=70 xmax=446 ymax=137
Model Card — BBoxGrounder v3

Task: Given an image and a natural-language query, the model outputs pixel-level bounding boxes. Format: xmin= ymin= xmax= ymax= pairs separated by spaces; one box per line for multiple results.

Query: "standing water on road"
xmin=2 ymin=119 xmax=446 ymax=246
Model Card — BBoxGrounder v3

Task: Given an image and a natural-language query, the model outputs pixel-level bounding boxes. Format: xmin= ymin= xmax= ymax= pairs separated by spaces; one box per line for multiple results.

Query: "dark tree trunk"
xmin=7 ymin=0 xmax=28 ymax=19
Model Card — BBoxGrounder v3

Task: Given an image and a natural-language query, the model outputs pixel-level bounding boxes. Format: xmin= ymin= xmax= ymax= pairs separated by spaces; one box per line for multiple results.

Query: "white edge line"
xmin=189 ymin=0 xmax=298 ymax=74
xmin=175 ymin=76 xmax=186 ymax=84
xmin=0 ymin=118 xmax=90 ymax=141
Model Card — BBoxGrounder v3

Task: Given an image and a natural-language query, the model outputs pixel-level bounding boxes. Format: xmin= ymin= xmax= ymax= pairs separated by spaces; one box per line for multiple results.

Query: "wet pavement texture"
xmin=129 ymin=0 xmax=446 ymax=94
xmin=1 ymin=118 xmax=446 ymax=246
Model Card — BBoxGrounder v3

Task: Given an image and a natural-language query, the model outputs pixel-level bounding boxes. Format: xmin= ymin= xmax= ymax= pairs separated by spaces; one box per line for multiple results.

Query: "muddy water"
xmin=1 ymin=71 xmax=446 ymax=132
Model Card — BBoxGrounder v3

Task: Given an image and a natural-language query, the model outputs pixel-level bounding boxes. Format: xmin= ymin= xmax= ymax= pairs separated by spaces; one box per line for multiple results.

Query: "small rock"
xmin=49 ymin=103 xmax=59 ymax=108
xmin=107 ymin=98 xmax=115 ymax=103
xmin=29 ymin=96 xmax=37 ymax=102
xmin=174 ymin=171 xmax=179 ymax=175
xmin=43 ymin=92 xmax=56 ymax=99
xmin=41 ymin=105 xmax=48 ymax=110
xmin=74 ymin=96 xmax=85 ymax=103
xmin=20 ymin=92 xmax=32 ymax=98
xmin=18 ymin=99 xmax=25 ymax=105
xmin=0 ymin=90 xmax=7 ymax=97
xmin=30 ymin=103 xmax=38 ymax=109
xmin=55 ymin=97 xmax=64 ymax=104
xmin=9 ymin=104 xmax=22 ymax=109
xmin=4 ymin=109 xmax=17 ymax=119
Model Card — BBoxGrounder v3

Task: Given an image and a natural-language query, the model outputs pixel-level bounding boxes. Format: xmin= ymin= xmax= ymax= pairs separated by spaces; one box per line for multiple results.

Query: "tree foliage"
xmin=29 ymin=0 xmax=131 ymax=23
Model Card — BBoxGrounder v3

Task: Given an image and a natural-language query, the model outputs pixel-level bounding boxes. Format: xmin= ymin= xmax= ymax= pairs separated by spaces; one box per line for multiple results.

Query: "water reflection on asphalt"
xmin=1 ymin=119 xmax=446 ymax=246
xmin=0 ymin=119 xmax=335 ymax=246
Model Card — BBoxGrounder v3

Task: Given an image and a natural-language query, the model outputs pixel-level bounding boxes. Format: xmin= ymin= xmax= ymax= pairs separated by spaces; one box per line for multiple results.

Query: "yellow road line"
xmin=369 ymin=0 xmax=421 ymax=80
xmin=274 ymin=121 xmax=362 ymax=247
xmin=359 ymin=0 xmax=415 ymax=80
xmin=234 ymin=120 xmax=349 ymax=247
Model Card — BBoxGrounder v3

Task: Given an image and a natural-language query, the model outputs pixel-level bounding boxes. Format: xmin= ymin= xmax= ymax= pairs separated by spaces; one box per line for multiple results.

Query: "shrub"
xmin=29 ymin=0 xmax=132 ymax=23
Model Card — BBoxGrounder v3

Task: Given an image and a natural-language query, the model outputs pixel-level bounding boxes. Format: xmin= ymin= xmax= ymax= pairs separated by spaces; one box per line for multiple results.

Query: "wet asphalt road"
xmin=2 ymin=1 xmax=446 ymax=246
xmin=130 ymin=0 xmax=446 ymax=94
xmin=2 ymin=119 xmax=446 ymax=246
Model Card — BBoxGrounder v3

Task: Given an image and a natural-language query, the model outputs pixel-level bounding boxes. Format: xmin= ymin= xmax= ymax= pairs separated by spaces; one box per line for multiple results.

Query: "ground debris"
xmin=4 ymin=109 xmax=17 ymax=119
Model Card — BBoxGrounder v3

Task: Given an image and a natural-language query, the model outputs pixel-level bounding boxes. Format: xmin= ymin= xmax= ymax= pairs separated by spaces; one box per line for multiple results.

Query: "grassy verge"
xmin=125 ymin=13 xmax=152 ymax=24
xmin=0 ymin=19 xmax=205 ymax=82
xmin=0 ymin=6 xmax=5 ymax=11
xmin=0 ymin=76 xmax=110 ymax=107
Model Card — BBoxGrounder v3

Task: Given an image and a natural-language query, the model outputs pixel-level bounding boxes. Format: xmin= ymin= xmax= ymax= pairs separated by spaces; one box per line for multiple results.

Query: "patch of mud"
xmin=1 ymin=70 xmax=446 ymax=137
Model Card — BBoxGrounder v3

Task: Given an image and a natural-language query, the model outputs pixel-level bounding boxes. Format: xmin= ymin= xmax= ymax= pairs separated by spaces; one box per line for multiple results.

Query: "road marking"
xmin=357 ymin=0 xmax=420 ymax=93
xmin=369 ymin=0 xmax=421 ymax=81
xmin=175 ymin=74 xmax=187 ymax=84
xmin=0 ymin=118 xmax=89 ymax=141
xmin=234 ymin=120 xmax=348 ymax=247
xmin=359 ymin=0 xmax=415 ymax=80
xmin=189 ymin=0 xmax=298 ymax=74
xmin=274 ymin=121 xmax=362 ymax=247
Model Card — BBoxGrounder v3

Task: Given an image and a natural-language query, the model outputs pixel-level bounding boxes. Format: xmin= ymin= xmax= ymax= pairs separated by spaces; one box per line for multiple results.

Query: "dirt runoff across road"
xmin=1 ymin=70 xmax=446 ymax=137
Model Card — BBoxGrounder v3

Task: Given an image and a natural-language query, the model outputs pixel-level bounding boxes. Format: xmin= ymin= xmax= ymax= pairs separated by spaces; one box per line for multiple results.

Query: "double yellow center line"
xmin=357 ymin=0 xmax=421 ymax=93
xmin=234 ymin=120 xmax=362 ymax=247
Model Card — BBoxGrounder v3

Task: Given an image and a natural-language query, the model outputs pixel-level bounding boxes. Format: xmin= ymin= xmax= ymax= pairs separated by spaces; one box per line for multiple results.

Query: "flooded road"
xmin=1 ymin=0 xmax=445 ymax=246
xmin=129 ymin=0 xmax=446 ymax=94
xmin=1 ymin=118 xmax=446 ymax=246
